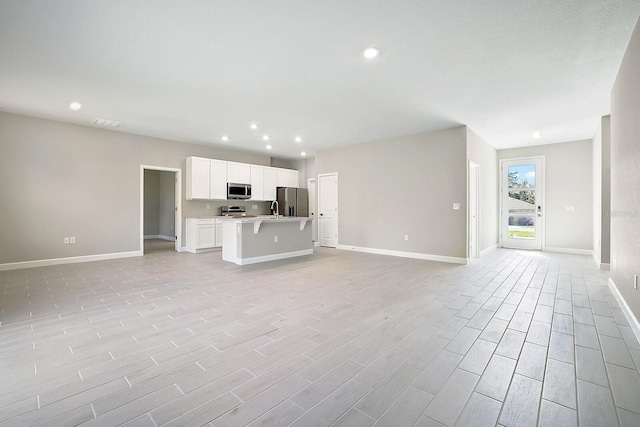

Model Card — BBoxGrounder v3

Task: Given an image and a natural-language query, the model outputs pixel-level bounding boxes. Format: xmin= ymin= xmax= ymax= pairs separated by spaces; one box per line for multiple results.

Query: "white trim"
xmin=337 ymin=245 xmax=468 ymax=265
xmin=0 ymin=251 xmax=141 ymax=272
xmin=140 ymin=166 xmax=182 ymax=254
xmin=608 ymin=278 xmax=640 ymax=345
xmin=480 ymin=244 xmax=498 ymax=256
xmin=468 ymin=160 xmax=480 ymax=259
xmin=144 ymin=235 xmax=175 ymax=241
xmin=593 ymin=251 xmax=601 ymax=267
xmin=543 ymin=247 xmax=594 ymax=256
xmin=226 ymin=249 xmax=313 ymax=265
xmin=600 ymin=263 xmax=611 ymax=271
xmin=314 ymin=241 xmax=320 ymax=247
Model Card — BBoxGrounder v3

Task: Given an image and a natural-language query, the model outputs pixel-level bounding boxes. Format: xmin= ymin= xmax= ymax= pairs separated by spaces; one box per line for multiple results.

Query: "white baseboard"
xmin=144 ymin=235 xmax=175 ymax=241
xmin=480 ymin=244 xmax=498 ymax=256
xmin=0 ymin=251 xmax=142 ymax=272
xmin=608 ymin=278 xmax=640 ymax=345
xmin=225 ymin=249 xmax=314 ymax=265
xmin=544 ymin=247 xmax=594 ymax=256
xmin=337 ymin=245 xmax=467 ymax=265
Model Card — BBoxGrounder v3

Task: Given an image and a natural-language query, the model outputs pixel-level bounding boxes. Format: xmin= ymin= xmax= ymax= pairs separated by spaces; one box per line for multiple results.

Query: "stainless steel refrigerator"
xmin=277 ymin=187 xmax=308 ymax=217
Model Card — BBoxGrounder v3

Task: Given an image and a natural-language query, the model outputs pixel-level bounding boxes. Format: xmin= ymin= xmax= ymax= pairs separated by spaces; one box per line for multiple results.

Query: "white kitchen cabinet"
xmin=277 ymin=168 xmax=299 ymax=188
xmin=186 ymin=157 xmax=211 ymax=200
xmin=250 ymin=165 xmax=264 ymax=200
xmin=186 ymin=157 xmax=227 ymax=200
xmin=185 ymin=218 xmax=220 ymax=253
xmin=227 ymin=161 xmax=251 ymax=184
xmin=215 ymin=220 xmax=223 ymax=247
xmin=210 ymin=159 xmax=228 ymax=200
xmin=263 ymin=166 xmax=279 ymax=200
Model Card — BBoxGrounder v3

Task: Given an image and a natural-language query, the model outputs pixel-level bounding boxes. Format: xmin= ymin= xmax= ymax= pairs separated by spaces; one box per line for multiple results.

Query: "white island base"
xmin=222 ymin=217 xmax=313 ymax=265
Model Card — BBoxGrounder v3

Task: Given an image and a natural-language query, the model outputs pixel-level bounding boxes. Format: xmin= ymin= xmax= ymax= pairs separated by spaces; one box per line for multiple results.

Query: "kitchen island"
xmin=221 ymin=217 xmax=313 ymax=265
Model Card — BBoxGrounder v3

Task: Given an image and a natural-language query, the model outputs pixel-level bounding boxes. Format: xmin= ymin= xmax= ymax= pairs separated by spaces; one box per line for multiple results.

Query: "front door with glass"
xmin=501 ymin=157 xmax=544 ymax=250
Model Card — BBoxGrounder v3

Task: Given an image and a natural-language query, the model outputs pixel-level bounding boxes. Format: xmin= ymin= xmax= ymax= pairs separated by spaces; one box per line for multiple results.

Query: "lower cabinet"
xmin=185 ymin=217 xmax=224 ymax=253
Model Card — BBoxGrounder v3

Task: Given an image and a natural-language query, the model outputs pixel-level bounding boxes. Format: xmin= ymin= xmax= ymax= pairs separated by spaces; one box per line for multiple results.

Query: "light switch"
xmin=453 ymin=203 xmax=461 ymax=210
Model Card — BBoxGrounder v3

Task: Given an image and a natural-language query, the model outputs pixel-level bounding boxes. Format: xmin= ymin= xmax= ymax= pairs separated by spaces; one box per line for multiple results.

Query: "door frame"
xmin=318 ymin=172 xmax=338 ymax=248
xmin=140 ymin=165 xmax=182 ymax=253
xmin=499 ymin=156 xmax=546 ymax=250
xmin=307 ymin=177 xmax=318 ymax=245
xmin=468 ymin=161 xmax=480 ymax=258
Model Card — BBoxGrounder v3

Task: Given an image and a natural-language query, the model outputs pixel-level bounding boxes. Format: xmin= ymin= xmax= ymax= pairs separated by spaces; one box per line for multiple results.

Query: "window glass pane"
xmin=508 ymin=190 xmax=535 ymax=213
xmin=508 ymin=164 xmax=536 ymax=189
xmin=508 ymin=215 xmax=535 ymax=239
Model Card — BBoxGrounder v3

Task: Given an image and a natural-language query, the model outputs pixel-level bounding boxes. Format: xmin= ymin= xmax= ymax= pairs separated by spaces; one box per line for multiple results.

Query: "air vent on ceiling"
xmin=94 ymin=118 xmax=122 ymax=128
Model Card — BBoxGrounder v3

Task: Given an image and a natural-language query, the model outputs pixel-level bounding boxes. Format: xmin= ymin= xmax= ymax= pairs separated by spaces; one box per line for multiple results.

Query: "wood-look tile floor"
xmin=1 ymin=243 xmax=640 ymax=426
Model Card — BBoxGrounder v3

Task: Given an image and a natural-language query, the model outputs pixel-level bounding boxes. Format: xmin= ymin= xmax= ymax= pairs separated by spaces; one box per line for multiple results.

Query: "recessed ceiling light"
xmin=262 ymin=135 xmax=270 ymax=141
xmin=533 ymin=131 xmax=542 ymax=139
xmin=221 ymin=135 xmax=229 ymax=142
xmin=266 ymin=145 xmax=272 ymax=150
xmin=363 ymin=46 xmax=380 ymax=59
xmin=295 ymin=136 xmax=303 ymax=143
xmin=69 ymin=101 xmax=83 ymax=111
xmin=250 ymin=123 xmax=259 ymax=130
xmin=301 ymin=152 xmax=307 ymax=156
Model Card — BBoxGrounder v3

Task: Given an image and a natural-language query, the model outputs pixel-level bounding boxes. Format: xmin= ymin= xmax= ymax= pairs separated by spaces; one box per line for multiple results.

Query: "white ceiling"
xmin=1 ymin=1 xmax=639 ymax=158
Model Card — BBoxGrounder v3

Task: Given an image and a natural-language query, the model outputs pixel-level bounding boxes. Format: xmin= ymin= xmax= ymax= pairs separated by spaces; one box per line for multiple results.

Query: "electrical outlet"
xmin=70 ymin=237 xmax=75 ymax=244
xmin=64 ymin=237 xmax=69 ymax=244
xmin=274 ymin=236 xmax=278 ymax=243
xmin=404 ymin=235 xmax=409 ymax=241
xmin=453 ymin=203 xmax=461 ymax=210
xmin=634 ymin=274 xmax=638 ymax=290
xmin=206 ymin=204 xmax=210 ymax=210
xmin=252 ymin=204 xmax=257 ymax=210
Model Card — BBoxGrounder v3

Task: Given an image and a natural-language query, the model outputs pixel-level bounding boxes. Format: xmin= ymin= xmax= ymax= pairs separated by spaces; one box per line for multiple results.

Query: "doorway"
xmin=318 ymin=173 xmax=338 ymax=248
xmin=500 ymin=157 xmax=544 ymax=250
xmin=140 ymin=166 xmax=182 ymax=254
xmin=307 ymin=178 xmax=318 ymax=244
xmin=469 ymin=161 xmax=480 ymax=258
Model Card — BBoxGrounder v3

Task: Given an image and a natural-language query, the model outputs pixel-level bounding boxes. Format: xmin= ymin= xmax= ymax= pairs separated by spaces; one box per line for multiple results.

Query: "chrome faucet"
xmin=270 ymin=200 xmax=279 ymax=218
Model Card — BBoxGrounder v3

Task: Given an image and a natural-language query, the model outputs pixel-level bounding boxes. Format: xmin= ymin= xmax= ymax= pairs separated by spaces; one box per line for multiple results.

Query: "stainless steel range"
xmin=220 ymin=206 xmax=256 ymax=218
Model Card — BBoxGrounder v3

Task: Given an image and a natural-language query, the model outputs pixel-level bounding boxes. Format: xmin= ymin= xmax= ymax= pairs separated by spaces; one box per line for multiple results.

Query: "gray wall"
xmin=498 ymin=140 xmax=593 ymax=251
xmin=0 ymin=111 xmax=273 ymax=264
xmin=592 ymin=116 xmax=611 ymax=266
xmin=143 ymin=169 xmax=176 ymax=238
xmin=467 ymin=128 xmax=499 ymax=253
xmin=315 ymin=126 xmax=468 ymax=259
xmin=158 ymin=171 xmax=176 ymax=238
xmin=610 ymin=17 xmax=640 ymax=322
xmin=143 ymin=170 xmax=161 ymax=236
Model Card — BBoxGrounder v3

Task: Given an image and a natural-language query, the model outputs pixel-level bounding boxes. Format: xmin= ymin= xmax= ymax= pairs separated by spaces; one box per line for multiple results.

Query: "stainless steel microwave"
xmin=227 ymin=183 xmax=251 ymax=199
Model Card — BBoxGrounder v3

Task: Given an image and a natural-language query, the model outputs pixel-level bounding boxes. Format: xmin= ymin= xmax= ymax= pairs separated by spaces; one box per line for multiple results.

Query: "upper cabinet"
xmin=227 ymin=161 xmax=251 ymax=184
xmin=186 ymin=157 xmax=227 ymax=200
xmin=186 ymin=156 xmax=299 ymax=201
xmin=263 ymin=167 xmax=278 ymax=201
xmin=186 ymin=157 xmax=211 ymax=199
xmin=278 ymin=168 xmax=299 ymax=188
xmin=210 ymin=159 xmax=228 ymax=200
xmin=250 ymin=165 xmax=264 ymax=201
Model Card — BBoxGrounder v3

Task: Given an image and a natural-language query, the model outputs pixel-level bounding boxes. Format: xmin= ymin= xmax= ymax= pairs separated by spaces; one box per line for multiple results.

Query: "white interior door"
xmin=308 ymin=178 xmax=318 ymax=243
xmin=318 ymin=173 xmax=338 ymax=248
xmin=501 ymin=157 xmax=544 ymax=250
xmin=469 ymin=161 xmax=480 ymax=258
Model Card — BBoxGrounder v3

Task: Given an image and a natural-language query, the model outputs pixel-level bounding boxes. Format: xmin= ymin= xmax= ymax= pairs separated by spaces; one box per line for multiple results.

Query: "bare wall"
xmin=0 ymin=112 xmax=272 ymax=264
xmin=610 ymin=17 xmax=640 ymax=323
xmin=143 ymin=170 xmax=161 ymax=236
xmin=315 ymin=126 xmax=468 ymax=259
xmin=467 ymin=128 xmax=499 ymax=253
xmin=497 ymin=140 xmax=593 ymax=251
